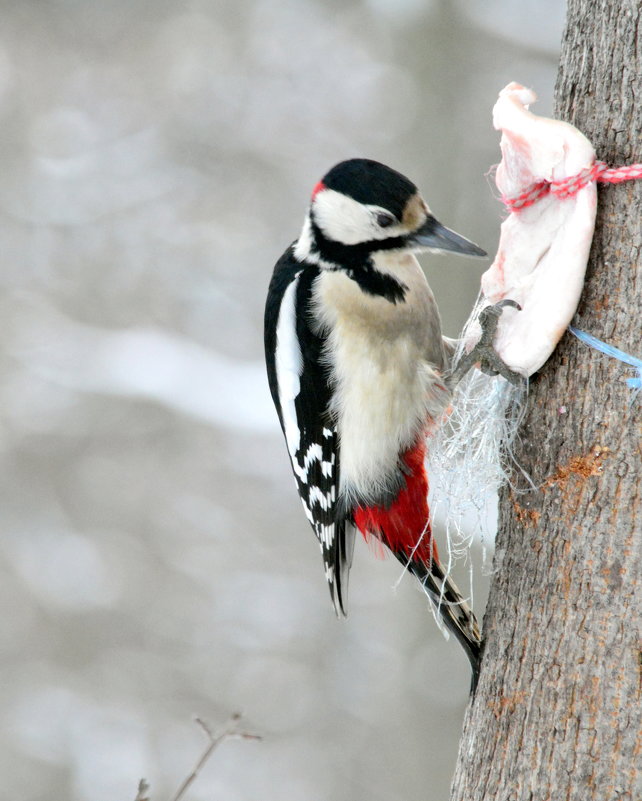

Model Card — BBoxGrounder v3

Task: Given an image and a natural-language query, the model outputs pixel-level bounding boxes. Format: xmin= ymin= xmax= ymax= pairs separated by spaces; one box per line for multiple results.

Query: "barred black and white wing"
xmin=264 ymin=247 xmax=355 ymax=615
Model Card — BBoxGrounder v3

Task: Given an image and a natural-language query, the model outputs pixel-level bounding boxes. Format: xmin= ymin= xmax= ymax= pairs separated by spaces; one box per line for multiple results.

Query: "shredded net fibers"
xmin=424 ymin=300 xmax=530 ymax=624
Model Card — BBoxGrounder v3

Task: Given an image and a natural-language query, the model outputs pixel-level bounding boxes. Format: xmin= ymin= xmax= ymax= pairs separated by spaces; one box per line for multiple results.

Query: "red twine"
xmin=503 ymin=161 xmax=642 ymax=212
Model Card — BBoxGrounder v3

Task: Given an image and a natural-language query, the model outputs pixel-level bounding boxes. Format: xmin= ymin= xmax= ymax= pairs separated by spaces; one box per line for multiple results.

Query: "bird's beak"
xmin=409 ymin=215 xmax=487 ymax=257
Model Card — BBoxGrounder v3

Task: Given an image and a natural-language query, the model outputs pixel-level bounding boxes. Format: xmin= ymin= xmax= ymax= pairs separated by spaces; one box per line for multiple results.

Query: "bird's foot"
xmin=452 ymin=299 xmax=525 ymax=386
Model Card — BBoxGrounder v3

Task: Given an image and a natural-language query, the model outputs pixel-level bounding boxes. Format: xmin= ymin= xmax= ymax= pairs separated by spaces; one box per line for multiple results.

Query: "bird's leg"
xmin=451 ymin=299 xmax=525 ymax=386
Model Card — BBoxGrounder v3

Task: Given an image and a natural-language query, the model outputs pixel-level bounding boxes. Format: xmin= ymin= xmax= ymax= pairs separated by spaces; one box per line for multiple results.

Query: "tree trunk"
xmin=450 ymin=2 xmax=641 ymax=799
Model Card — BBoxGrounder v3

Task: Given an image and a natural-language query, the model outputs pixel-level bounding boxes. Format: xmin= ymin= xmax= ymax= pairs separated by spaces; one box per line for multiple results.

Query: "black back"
xmin=264 ymin=245 xmax=354 ymax=614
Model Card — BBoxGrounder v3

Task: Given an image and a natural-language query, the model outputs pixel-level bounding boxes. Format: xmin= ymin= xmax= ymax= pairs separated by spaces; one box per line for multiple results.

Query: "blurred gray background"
xmin=0 ymin=2 xmax=564 ymax=800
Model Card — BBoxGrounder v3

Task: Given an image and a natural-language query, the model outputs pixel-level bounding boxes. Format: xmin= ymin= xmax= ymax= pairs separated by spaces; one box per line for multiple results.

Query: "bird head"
xmin=301 ymin=158 xmax=486 ymax=263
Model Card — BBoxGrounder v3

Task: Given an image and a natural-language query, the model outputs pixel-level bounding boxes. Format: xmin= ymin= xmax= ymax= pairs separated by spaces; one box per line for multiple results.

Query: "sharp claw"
xmin=451 ymin=299 xmax=525 ymax=386
xmin=496 ymin=299 xmax=521 ymax=311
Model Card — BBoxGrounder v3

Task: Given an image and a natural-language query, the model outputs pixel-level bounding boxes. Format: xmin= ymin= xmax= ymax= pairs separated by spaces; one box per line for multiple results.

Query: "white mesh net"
xmin=425 ymin=298 xmax=531 ymax=614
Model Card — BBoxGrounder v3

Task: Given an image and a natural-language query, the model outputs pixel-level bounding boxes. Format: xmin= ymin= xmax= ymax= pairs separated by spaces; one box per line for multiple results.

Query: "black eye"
xmin=376 ymin=212 xmax=396 ymax=228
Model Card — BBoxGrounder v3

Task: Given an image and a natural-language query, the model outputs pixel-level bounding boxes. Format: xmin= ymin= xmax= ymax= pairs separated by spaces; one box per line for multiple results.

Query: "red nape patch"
xmin=353 ymin=442 xmax=438 ymax=565
xmin=311 ymin=180 xmax=326 ymax=200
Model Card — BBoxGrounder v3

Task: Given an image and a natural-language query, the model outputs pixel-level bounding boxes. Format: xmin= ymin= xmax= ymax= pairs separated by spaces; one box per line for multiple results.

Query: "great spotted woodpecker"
xmin=264 ymin=159 xmax=487 ymax=686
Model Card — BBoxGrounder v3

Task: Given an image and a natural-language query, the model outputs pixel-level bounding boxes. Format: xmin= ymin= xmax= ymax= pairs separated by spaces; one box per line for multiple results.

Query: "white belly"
xmin=312 ymin=254 xmax=450 ymax=506
xmin=334 ymin=333 xmax=448 ymax=504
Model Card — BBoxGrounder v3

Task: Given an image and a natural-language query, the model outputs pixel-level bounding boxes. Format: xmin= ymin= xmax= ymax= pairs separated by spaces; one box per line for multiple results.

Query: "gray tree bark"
xmin=450 ymin=2 xmax=641 ymax=799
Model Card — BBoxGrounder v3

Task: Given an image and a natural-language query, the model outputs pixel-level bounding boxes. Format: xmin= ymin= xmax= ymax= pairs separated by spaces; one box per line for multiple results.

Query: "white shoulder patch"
xmin=275 ymin=272 xmax=303 ymax=459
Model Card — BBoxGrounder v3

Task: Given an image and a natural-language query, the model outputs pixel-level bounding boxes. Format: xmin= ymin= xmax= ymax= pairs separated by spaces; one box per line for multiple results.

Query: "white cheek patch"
xmin=312 ymin=189 xmax=405 ymax=246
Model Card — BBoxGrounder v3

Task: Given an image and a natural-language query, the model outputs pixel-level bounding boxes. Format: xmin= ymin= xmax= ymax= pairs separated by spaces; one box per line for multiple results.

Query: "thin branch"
xmin=134 ymin=778 xmax=151 ymax=801
xmin=169 ymin=714 xmax=262 ymax=801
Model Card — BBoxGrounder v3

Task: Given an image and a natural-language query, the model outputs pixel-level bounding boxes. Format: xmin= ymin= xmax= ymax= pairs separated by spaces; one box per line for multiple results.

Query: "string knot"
xmin=503 ymin=161 xmax=642 ymax=212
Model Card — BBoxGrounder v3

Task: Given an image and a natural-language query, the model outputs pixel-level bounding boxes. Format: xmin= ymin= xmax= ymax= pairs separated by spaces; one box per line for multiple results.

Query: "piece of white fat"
xmin=474 ymin=82 xmax=598 ymax=377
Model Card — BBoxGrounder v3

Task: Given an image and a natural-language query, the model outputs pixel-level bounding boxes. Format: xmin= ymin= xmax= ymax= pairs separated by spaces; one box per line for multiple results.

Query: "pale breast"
xmin=312 ymin=254 xmax=450 ymax=507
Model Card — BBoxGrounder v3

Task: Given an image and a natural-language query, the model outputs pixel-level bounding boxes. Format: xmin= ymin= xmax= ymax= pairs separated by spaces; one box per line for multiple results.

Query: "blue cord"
xmin=569 ymin=326 xmax=642 ymax=393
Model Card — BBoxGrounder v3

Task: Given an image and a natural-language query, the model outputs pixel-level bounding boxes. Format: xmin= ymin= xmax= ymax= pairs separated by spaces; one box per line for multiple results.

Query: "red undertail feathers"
xmin=353 ymin=442 xmax=437 ymax=564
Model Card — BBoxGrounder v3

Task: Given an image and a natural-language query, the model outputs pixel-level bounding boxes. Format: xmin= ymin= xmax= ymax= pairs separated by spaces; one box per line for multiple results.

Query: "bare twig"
xmin=169 ymin=714 xmax=261 ymax=801
xmin=134 ymin=778 xmax=151 ymax=801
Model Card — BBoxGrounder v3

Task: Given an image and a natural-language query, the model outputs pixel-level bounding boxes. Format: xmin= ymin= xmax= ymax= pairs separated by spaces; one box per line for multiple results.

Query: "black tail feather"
xmin=400 ymin=555 xmax=482 ymax=694
xmin=327 ymin=520 xmax=356 ymax=617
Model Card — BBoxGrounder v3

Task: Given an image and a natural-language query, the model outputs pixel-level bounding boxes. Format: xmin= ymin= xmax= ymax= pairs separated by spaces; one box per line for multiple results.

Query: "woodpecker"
xmin=264 ymin=158 xmax=487 ymax=687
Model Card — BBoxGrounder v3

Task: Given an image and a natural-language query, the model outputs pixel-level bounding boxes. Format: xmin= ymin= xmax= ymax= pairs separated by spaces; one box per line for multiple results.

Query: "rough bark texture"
xmin=450 ymin=2 xmax=641 ymax=800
